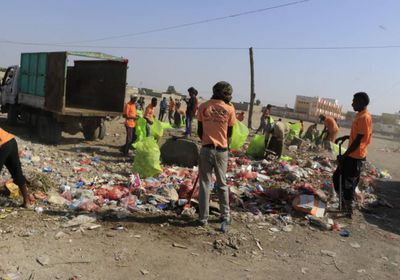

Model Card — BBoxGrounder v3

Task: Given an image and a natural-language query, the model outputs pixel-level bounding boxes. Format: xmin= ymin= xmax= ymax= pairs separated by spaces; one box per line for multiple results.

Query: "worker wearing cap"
xmin=0 ymin=128 xmax=32 ymax=207
xmin=333 ymin=92 xmax=372 ymax=218
xmin=319 ymin=114 xmax=339 ymax=149
xmin=264 ymin=118 xmax=289 ymax=158
xmin=122 ymin=95 xmax=138 ymax=155
xmin=196 ymin=81 xmax=236 ymax=226
xmin=144 ymin=97 xmax=157 ymax=137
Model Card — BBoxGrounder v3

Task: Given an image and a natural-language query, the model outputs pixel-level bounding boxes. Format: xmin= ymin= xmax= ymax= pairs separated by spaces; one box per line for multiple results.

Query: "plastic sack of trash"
xmin=246 ymin=135 xmax=266 ymax=159
xmin=230 ymin=121 xmax=249 ymax=150
xmin=132 ymin=137 xmax=162 ymax=178
xmin=330 ymin=142 xmax=347 ymax=157
xmin=161 ymin=122 xmax=172 ymax=130
xmin=151 ymin=119 xmax=164 ymax=141
xmin=287 ymin=122 xmax=302 ymax=141
xmin=134 ymin=117 xmax=147 ymax=144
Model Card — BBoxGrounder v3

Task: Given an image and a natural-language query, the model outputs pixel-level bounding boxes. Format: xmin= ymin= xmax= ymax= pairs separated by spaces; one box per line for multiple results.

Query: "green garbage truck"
xmin=0 ymin=51 xmax=128 ymax=144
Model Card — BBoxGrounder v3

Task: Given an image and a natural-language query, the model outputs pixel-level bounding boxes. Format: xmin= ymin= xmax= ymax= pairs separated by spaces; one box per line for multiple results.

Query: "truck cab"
xmin=0 ymin=66 xmax=20 ymax=124
xmin=0 ymin=51 xmax=128 ymax=144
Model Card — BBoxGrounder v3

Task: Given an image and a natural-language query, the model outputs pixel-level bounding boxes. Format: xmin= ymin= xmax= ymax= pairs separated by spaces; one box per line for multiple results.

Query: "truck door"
xmin=0 ymin=66 xmax=19 ymax=105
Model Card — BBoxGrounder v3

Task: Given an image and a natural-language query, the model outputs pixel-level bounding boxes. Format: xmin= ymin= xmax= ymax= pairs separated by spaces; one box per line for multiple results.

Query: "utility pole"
xmin=248 ymin=47 xmax=255 ymax=128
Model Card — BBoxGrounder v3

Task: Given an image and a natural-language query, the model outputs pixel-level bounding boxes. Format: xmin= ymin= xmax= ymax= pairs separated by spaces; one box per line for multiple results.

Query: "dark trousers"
xmin=185 ymin=113 xmax=193 ymax=136
xmin=123 ymin=126 xmax=136 ymax=154
xmin=0 ymin=138 xmax=26 ymax=187
xmin=158 ymin=109 xmax=166 ymax=121
xmin=332 ymin=156 xmax=363 ymax=201
xmin=267 ymin=136 xmax=283 ymax=158
xmin=174 ymin=112 xmax=181 ymax=128
xmin=168 ymin=110 xmax=174 ymax=124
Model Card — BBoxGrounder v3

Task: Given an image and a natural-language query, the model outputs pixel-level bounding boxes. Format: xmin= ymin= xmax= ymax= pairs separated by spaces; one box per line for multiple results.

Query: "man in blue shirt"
xmin=158 ymin=97 xmax=168 ymax=121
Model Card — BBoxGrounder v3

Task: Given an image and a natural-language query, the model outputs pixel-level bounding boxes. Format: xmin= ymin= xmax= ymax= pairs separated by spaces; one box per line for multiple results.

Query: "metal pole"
xmin=248 ymin=47 xmax=256 ymax=128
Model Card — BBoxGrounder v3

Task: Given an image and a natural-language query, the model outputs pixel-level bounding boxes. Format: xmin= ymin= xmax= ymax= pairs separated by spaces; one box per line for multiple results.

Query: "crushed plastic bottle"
xmin=42 ymin=167 xmax=53 ymax=173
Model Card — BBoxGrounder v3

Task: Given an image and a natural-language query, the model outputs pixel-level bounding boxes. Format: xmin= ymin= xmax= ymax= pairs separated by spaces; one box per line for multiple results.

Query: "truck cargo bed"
xmin=18 ymin=52 xmax=127 ymax=116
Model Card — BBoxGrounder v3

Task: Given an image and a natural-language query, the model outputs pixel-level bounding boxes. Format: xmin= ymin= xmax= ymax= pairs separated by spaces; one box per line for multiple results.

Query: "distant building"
xmin=381 ymin=113 xmax=400 ymax=125
xmin=294 ymin=95 xmax=343 ymax=119
xmin=231 ymin=102 xmax=249 ymax=111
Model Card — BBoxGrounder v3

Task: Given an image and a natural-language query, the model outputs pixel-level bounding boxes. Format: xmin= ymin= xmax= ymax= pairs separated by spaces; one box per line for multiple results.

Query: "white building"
xmin=294 ymin=95 xmax=343 ymax=119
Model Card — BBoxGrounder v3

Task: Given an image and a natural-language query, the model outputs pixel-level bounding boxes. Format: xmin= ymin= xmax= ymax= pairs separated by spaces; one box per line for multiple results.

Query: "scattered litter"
xmin=172 ymin=243 xmax=187 ymax=249
xmin=36 ymin=255 xmax=50 ymax=266
xmin=339 ymin=229 xmax=351 ymax=238
xmin=321 ymin=250 xmax=337 ymax=258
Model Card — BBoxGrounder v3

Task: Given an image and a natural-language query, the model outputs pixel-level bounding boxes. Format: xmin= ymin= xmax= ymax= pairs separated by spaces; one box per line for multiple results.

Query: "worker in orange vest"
xmin=0 ymin=128 xmax=32 ymax=207
xmin=122 ymin=95 xmax=138 ymax=155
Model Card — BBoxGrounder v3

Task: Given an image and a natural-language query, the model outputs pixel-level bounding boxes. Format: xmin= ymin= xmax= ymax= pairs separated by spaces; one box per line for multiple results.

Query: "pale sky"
xmin=1 ymin=0 xmax=400 ymax=115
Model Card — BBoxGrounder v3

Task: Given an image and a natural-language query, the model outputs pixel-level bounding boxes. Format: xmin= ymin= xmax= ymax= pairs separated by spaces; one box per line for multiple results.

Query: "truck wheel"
xmin=7 ymin=104 xmax=18 ymax=126
xmin=98 ymin=120 xmax=106 ymax=140
xmin=82 ymin=124 xmax=99 ymax=141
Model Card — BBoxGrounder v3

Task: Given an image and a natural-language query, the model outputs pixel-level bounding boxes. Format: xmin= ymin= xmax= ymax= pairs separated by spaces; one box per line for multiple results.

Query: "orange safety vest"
xmin=0 ymin=128 xmax=14 ymax=147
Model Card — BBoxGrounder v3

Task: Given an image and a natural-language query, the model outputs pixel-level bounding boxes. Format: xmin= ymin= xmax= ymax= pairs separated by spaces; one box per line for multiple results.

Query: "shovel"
xmin=337 ymin=138 xmax=347 ymax=212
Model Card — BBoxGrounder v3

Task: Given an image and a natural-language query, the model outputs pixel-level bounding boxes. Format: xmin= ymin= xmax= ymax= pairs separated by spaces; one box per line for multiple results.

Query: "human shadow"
xmin=42 ymin=208 xmax=204 ymax=228
xmin=361 ymin=179 xmax=400 ymax=236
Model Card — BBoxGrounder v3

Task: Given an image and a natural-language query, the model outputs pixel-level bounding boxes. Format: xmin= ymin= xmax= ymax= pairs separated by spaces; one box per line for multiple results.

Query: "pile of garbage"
xmin=0 ymin=136 xmax=392 ymax=230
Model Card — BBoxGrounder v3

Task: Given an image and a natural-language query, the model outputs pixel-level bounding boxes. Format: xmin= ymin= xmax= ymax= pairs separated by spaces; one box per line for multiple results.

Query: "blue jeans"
xmin=185 ymin=113 xmax=193 ymax=136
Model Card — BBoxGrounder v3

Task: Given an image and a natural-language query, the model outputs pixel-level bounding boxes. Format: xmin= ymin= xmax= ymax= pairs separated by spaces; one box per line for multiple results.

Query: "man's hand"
xmin=335 ymin=135 xmax=349 ymax=144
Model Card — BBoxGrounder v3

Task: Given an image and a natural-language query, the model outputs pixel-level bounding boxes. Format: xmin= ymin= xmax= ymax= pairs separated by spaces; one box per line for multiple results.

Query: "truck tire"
xmin=98 ymin=120 xmax=106 ymax=140
xmin=7 ymin=104 xmax=18 ymax=126
xmin=82 ymin=123 xmax=99 ymax=141
xmin=38 ymin=115 xmax=62 ymax=144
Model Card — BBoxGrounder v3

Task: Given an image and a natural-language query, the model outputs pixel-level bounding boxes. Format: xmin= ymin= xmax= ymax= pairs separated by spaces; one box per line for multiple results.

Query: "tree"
xmin=255 ymin=99 xmax=261 ymax=106
xmin=166 ymin=86 xmax=177 ymax=94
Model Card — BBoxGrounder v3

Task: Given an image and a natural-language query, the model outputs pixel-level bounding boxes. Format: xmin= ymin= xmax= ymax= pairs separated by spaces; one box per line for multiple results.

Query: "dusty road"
xmin=0 ymin=114 xmax=399 ymax=280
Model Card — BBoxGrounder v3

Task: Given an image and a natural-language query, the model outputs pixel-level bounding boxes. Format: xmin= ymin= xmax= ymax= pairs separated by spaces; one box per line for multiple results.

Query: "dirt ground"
xmin=0 ymin=112 xmax=399 ymax=280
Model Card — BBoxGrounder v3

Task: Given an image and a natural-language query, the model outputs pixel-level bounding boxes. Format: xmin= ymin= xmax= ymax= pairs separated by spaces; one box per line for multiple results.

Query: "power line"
xmin=18 ymin=0 xmax=313 ymax=45
xmin=1 ymin=40 xmax=400 ymax=50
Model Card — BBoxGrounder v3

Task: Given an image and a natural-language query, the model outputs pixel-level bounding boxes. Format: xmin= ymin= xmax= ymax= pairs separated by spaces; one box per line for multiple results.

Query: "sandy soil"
xmin=0 ymin=112 xmax=399 ymax=280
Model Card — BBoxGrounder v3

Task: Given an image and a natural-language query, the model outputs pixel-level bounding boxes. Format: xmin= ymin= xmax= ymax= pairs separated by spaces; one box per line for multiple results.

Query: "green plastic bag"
xmin=132 ymin=137 xmax=162 ymax=178
xmin=230 ymin=122 xmax=249 ymax=150
xmin=161 ymin=122 xmax=172 ymax=130
xmin=287 ymin=122 xmax=302 ymax=141
xmin=150 ymin=119 xmax=164 ymax=141
xmin=134 ymin=117 xmax=147 ymax=144
xmin=279 ymin=155 xmax=293 ymax=162
xmin=246 ymin=135 xmax=266 ymax=159
xmin=330 ymin=142 xmax=347 ymax=157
